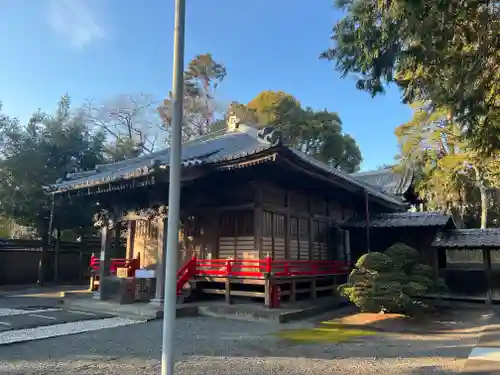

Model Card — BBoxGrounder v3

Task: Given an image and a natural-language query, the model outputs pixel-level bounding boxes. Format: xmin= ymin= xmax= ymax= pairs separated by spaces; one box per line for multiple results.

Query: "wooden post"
xmin=78 ymin=247 xmax=84 ymax=284
xmin=364 ymin=190 xmax=371 ymax=253
xmin=284 ymin=192 xmax=290 ymax=260
xmin=53 ymin=228 xmax=61 ymax=283
xmin=264 ymin=277 xmax=271 ymax=307
xmin=99 ymin=222 xmax=111 ymax=300
xmin=483 ymin=248 xmax=492 ymax=304
xmin=290 ymin=279 xmax=296 ymax=303
xmin=225 ymin=278 xmax=232 ymax=304
xmin=265 ymin=254 xmax=272 ymax=273
xmin=344 ymin=230 xmax=351 ymax=265
xmin=311 ymin=278 xmax=317 ymax=300
xmin=126 ymin=220 xmax=136 ymax=259
xmin=38 ymin=195 xmax=55 ymax=286
xmin=151 ymin=217 xmax=167 ymax=306
xmin=254 ymin=184 xmax=263 ymax=258
xmin=308 ymin=198 xmax=313 ymax=260
xmin=113 ymin=221 xmax=122 ymax=258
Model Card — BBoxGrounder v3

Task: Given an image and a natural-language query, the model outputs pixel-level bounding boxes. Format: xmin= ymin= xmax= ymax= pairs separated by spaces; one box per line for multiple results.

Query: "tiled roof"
xmin=432 ymin=229 xmax=500 ymax=248
xmin=51 ymin=124 xmax=407 ymax=208
xmin=285 ymin=148 xmax=405 ymax=207
xmin=52 ymin=127 xmax=273 ymax=192
xmin=351 ymin=167 xmax=414 ymax=196
xmin=343 ymin=211 xmax=455 ymax=228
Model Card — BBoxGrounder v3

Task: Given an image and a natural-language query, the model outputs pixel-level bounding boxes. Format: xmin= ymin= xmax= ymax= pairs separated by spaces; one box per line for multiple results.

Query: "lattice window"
xmin=446 ymin=249 xmax=483 ymax=270
xmin=273 ymin=213 xmax=285 ymax=238
xmin=219 ymin=211 xmax=254 ymax=237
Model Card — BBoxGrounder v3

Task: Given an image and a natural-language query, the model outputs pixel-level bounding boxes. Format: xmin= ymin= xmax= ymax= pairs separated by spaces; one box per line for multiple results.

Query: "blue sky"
xmin=0 ymin=0 xmax=412 ymax=171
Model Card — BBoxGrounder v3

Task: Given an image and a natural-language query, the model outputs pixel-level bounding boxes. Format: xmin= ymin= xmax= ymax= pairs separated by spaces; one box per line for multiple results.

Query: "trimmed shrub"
xmin=338 ymin=243 xmax=447 ymax=315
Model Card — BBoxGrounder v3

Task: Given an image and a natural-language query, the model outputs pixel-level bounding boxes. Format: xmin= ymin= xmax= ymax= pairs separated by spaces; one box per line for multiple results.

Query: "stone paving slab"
xmin=462 ymin=358 xmax=500 ymax=374
xmin=0 ymin=309 xmax=110 ymax=332
xmin=463 ymin=311 xmax=500 ymax=374
xmin=62 ymin=294 xmax=198 ymax=320
xmin=477 ymin=328 xmax=500 ymax=348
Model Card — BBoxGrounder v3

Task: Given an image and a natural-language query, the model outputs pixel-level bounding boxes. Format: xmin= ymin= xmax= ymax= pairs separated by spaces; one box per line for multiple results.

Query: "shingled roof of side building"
xmin=432 ymin=229 xmax=500 ymax=248
xmin=351 ymin=166 xmax=415 ymax=197
xmin=50 ymin=120 xmax=407 ymax=210
xmin=342 ymin=211 xmax=456 ymax=229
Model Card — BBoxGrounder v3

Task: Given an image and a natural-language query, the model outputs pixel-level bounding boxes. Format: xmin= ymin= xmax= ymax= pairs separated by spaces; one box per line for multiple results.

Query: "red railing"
xmin=175 ymin=255 xmax=349 ymax=296
xmin=176 ymin=256 xmax=197 ymax=295
xmin=90 ymin=254 xmax=141 ymax=275
xmin=189 ymin=255 xmax=350 ymax=279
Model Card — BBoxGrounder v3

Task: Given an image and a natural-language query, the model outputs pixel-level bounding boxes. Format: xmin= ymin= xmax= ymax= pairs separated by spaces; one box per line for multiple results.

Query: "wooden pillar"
xmin=150 ymin=206 xmax=168 ymax=306
xmin=308 ymin=198 xmax=313 ymax=260
xmin=78 ymin=245 xmax=85 ymax=284
xmin=113 ymin=222 xmax=123 ymax=258
xmin=98 ymin=214 xmax=112 ymax=300
xmin=364 ymin=190 xmax=371 ymax=253
xmin=151 ymin=217 xmax=167 ymax=305
xmin=290 ymin=279 xmax=296 ymax=303
xmin=38 ymin=195 xmax=55 ymax=286
xmin=206 ymin=211 xmax=219 ymax=259
xmin=126 ymin=220 xmax=136 ymax=259
xmin=254 ymin=184 xmax=263 ymax=258
xmin=284 ymin=192 xmax=290 ymax=260
xmin=483 ymin=248 xmax=492 ymax=304
xmin=225 ymin=278 xmax=232 ymax=304
xmin=311 ymin=279 xmax=317 ymax=300
xmin=264 ymin=277 xmax=271 ymax=307
xmin=344 ymin=230 xmax=351 ymax=264
xmin=53 ymin=228 xmax=61 ymax=283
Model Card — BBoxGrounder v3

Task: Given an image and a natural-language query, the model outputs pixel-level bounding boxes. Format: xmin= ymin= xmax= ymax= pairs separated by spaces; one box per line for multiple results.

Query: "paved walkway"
xmin=0 ymin=306 xmax=143 ymax=345
xmin=463 ymin=311 xmax=500 ymax=374
xmin=0 ymin=286 xmax=144 ymax=346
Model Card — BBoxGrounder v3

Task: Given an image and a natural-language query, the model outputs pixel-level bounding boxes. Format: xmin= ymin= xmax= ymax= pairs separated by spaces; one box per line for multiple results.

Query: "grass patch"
xmin=276 ymin=326 xmax=378 ymax=344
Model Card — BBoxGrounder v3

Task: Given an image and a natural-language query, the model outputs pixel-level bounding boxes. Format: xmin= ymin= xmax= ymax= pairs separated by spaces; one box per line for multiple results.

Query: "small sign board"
xmin=116 ymin=267 xmax=130 ymax=278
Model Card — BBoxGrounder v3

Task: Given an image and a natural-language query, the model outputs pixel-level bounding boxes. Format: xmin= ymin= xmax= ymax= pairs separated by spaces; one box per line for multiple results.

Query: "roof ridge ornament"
xmin=227 ymin=112 xmax=240 ymax=130
xmin=257 ymin=126 xmax=282 ymax=146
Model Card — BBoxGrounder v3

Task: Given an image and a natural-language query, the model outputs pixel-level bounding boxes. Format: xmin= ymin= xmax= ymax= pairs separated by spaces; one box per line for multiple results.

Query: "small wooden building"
xmin=433 ymin=229 xmax=500 ymax=303
xmin=51 ymin=117 xmax=408 ymax=306
xmin=342 ymin=211 xmax=455 ymax=269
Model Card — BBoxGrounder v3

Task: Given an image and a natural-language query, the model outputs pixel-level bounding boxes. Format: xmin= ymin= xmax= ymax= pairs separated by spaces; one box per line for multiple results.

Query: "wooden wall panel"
xmin=262 ymin=185 xmax=286 ymax=207
xmin=235 ymin=236 xmax=256 ymax=259
xmin=218 ymin=237 xmax=236 ymax=258
xmin=290 ymin=192 xmax=309 ymax=213
xmin=262 ymin=236 xmax=272 ymax=253
xmin=328 ymin=200 xmax=343 ymax=222
xmin=274 ymin=238 xmax=286 ymax=260
xmin=311 ymin=196 xmax=326 ymax=215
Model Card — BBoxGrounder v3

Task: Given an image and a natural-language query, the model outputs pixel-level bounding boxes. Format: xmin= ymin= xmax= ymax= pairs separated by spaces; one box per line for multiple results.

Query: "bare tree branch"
xmin=82 ymin=93 xmax=168 ymax=160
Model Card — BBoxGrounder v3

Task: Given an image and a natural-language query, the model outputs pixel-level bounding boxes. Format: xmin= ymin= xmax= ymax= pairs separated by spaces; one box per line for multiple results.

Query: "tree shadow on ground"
xmin=0 ymin=300 xmax=498 ymax=374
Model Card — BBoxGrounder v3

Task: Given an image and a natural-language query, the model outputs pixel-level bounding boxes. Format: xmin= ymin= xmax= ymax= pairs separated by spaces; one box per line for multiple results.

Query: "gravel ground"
xmin=0 ymin=312 xmax=484 ymax=375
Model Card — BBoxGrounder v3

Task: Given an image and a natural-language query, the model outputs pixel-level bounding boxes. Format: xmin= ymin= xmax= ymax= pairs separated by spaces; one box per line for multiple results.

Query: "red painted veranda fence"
xmin=176 ymin=255 xmax=351 ymax=295
xmin=88 ymin=254 xmax=350 ymax=296
xmin=89 ymin=254 xmax=141 ymax=276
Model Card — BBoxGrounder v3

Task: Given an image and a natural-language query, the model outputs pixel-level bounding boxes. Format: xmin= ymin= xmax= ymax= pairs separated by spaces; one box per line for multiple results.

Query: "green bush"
xmin=338 ymin=243 xmax=447 ymax=315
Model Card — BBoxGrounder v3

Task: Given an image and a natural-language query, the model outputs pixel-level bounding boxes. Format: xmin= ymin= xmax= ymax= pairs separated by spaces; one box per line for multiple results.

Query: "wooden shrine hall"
xmin=50 ymin=115 xmax=411 ymax=307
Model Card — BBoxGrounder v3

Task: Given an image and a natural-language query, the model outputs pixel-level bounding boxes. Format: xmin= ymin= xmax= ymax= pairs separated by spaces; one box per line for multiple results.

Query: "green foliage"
xmin=339 ymin=243 xmax=447 ymax=315
xmin=0 ymin=96 xmax=105 ymax=235
xmin=159 ymin=53 xmax=227 ymax=140
xmin=105 ymin=136 xmax=142 ymax=162
xmin=395 ymin=102 xmax=500 ymax=228
xmin=323 ymin=0 xmax=500 ymax=152
xmin=229 ymin=90 xmax=363 ymax=173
